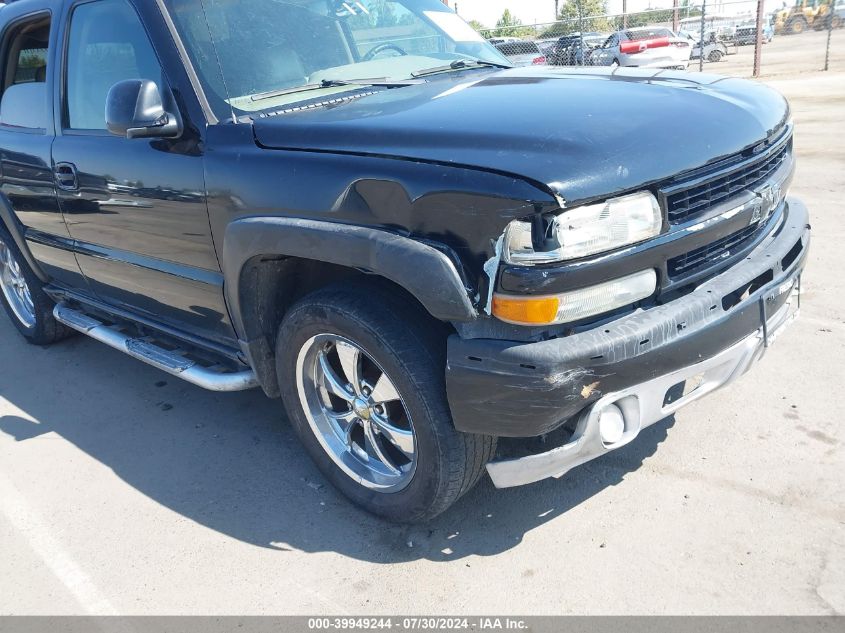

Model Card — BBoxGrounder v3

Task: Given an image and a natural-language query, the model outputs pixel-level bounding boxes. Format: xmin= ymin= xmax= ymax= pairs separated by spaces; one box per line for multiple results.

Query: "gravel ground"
xmin=696 ymin=28 xmax=845 ymax=78
xmin=0 ymin=69 xmax=843 ymax=616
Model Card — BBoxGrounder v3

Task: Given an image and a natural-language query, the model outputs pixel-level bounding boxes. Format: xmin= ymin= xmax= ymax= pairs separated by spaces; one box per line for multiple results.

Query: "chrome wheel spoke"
xmin=297 ymin=334 xmax=418 ymax=493
xmin=327 ymin=409 xmax=359 ymax=445
xmin=370 ymin=412 xmax=415 ymax=457
xmin=370 ymin=371 xmax=400 ymax=405
xmin=317 ymin=351 xmax=354 ymax=402
xmin=0 ymin=238 xmax=36 ymax=328
xmin=364 ymin=422 xmax=401 ymax=476
xmin=335 ymin=341 xmax=362 ymax=395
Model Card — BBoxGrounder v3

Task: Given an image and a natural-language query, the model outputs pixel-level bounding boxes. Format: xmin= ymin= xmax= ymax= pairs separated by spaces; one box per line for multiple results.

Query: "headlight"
xmin=492 ymin=269 xmax=658 ymax=326
xmin=504 ymin=192 xmax=663 ymax=265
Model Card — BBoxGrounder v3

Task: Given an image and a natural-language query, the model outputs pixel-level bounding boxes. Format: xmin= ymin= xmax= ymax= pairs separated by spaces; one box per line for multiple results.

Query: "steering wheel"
xmin=362 ymin=43 xmax=408 ymax=61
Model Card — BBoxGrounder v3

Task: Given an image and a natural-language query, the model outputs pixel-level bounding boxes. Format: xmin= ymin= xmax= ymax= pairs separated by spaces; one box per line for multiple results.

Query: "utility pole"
xmin=672 ymin=0 xmax=680 ymax=31
xmin=699 ymin=0 xmax=706 ymax=71
xmin=824 ymin=6 xmax=833 ymax=70
xmin=623 ymin=0 xmax=629 ymax=28
xmin=753 ymin=0 xmax=764 ymax=76
xmin=577 ymin=0 xmax=585 ymax=64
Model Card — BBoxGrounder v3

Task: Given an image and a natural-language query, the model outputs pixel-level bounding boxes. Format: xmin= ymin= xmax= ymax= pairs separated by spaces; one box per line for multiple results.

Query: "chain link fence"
xmin=477 ymin=0 xmax=844 ymax=79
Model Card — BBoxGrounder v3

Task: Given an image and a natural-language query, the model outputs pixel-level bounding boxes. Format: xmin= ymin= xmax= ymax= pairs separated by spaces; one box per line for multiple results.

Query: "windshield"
xmin=163 ymin=0 xmax=510 ymax=119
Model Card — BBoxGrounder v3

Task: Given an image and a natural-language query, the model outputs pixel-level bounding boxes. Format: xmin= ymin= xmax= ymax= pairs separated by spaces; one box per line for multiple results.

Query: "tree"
xmin=466 ymin=19 xmax=489 ymax=34
xmin=493 ymin=9 xmax=533 ymax=37
xmin=542 ymin=0 xmax=611 ymax=36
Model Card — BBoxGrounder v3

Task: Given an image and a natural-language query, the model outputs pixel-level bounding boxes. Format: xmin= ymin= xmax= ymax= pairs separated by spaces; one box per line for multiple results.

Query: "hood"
xmin=252 ymin=66 xmax=790 ymax=205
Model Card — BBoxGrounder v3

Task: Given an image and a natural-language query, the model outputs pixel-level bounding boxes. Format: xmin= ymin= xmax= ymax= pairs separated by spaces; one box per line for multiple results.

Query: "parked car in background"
xmin=549 ymin=32 xmax=605 ymax=65
xmin=590 ymin=27 xmax=692 ymax=69
xmin=678 ymin=29 xmax=729 ymax=62
xmin=734 ymin=21 xmax=774 ymax=45
xmin=536 ymin=38 xmax=559 ymax=57
xmin=679 ymin=14 xmax=739 ymax=41
xmin=487 ymin=36 xmax=523 ymax=46
xmin=494 ymin=40 xmax=547 ymax=66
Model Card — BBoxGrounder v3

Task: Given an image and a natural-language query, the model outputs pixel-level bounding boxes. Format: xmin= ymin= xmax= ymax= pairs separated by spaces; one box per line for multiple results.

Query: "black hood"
xmin=252 ymin=66 xmax=790 ymax=205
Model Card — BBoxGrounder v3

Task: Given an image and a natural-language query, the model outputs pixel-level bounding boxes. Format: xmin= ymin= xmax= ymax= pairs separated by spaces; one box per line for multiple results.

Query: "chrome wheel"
xmin=295 ymin=334 xmax=417 ymax=492
xmin=0 ymin=237 xmax=35 ymax=328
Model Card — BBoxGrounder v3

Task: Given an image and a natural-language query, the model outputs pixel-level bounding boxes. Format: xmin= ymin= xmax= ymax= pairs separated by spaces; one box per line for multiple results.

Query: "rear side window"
xmin=64 ymin=0 xmax=163 ymax=130
xmin=0 ymin=15 xmax=51 ymax=130
xmin=626 ymin=29 xmax=673 ymax=41
xmin=13 ymin=45 xmax=48 ymax=83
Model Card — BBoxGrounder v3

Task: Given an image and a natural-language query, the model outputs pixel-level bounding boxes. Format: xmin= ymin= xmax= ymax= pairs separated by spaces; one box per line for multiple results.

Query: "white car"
xmin=678 ymin=30 xmax=729 ymax=62
xmin=591 ymin=27 xmax=692 ymax=69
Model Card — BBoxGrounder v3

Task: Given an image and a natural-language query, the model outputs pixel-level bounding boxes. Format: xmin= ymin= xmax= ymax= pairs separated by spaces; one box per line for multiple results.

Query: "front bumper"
xmin=487 ymin=296 xmax=799 ymax=487
xmin=446 ymin=197 xmax=810 ymax=440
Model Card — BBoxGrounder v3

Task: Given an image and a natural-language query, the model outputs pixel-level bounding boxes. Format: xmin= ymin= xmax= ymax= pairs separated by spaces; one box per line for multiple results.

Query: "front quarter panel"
xmin=205 ymin=123 xmax=558 ymax=328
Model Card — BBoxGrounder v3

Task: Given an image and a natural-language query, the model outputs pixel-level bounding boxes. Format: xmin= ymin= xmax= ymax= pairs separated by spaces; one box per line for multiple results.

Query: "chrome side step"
xmin=53 ymin=304 xmax=258 ymax=392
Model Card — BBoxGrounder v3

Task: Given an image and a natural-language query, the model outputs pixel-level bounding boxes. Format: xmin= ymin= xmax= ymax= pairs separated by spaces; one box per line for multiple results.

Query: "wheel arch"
xmin=0 ymin=194 xmax=49 ymax=283
xmin=221 ymin=217 xmax=478 ymax=397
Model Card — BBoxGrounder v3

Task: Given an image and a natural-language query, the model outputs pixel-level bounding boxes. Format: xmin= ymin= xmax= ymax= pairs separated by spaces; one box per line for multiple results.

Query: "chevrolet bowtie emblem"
xmin=750 ymin=183 xmax=783 ymax=226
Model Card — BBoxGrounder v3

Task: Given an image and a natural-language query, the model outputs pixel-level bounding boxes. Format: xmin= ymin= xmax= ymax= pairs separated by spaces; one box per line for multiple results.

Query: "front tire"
xmin=276 ymin=281 xmax=496 ymax=523
xmin=708 ymin=49 xmax=724 ymax=62
xmin=787 ymin=18 xmax=806 ymax=34
xmin=0 ymin=225 xmax=70 ymax=345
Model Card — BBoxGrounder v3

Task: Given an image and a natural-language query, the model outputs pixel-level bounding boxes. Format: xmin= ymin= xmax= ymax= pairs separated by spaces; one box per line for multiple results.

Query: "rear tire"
xmin=0 ymin=224 xmax=70 ymax=345
xmin=708 ymin=49 xmax=723 ymax=62
xmin=276 ymin=281 xmax=496 ymax=523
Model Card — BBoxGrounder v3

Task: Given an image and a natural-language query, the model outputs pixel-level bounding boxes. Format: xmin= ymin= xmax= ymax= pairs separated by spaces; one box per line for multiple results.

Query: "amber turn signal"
xmin=492 ymin=295 xmax=560 ymax=326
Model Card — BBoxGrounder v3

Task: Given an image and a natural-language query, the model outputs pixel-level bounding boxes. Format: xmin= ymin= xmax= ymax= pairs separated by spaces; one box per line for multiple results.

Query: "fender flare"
xmin=221 ymin=217 xmax=479 ymax=340
xmin=0 ymin=195 xmax=49 ymax=283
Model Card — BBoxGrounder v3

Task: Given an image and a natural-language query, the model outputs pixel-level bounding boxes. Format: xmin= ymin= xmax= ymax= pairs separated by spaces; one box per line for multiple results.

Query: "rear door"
xmin=0 ymin=4 xmax=85 ymax=289
xmin=50 ymin=0 xmax=235 ymax=345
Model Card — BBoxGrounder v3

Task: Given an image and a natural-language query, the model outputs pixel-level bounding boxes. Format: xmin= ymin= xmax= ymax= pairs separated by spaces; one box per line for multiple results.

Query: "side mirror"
xmin=106 ymin=79 xmax=182 ymax=140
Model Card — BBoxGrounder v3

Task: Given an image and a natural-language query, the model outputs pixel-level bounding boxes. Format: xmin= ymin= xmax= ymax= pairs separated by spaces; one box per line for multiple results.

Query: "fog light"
xmin=598 ymin=404 xmax=626 ymax=445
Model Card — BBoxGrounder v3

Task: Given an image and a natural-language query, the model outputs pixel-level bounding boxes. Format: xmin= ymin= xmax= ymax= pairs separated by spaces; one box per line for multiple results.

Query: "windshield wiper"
xmin=250 ymin=78 xmax=417 ymax=102
xmin=411 ymin=59 xmax=512 ymax=79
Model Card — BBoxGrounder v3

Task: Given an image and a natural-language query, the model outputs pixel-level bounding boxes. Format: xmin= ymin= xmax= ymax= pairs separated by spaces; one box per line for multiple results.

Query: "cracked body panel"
xmin=446 ymin=199 xmax=809 ymax=437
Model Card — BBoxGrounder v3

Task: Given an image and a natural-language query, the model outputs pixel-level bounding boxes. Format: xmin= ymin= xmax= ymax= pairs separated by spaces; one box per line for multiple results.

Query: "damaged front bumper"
xmin=445 ymin=197 xmax=810 ymax=486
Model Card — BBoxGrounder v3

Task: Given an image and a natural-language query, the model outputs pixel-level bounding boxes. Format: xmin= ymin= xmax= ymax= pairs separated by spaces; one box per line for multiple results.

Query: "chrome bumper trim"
xmin=486 ymin=280 xmax=801 ymax=489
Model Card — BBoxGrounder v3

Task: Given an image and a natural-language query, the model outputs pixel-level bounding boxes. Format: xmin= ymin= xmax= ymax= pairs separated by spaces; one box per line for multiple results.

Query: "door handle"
xmin=54 ymin=162 xmax=79 ymax=191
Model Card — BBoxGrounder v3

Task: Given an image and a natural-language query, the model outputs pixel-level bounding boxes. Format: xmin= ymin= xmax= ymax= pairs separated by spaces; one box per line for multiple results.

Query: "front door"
xmin=51 ymin=0 xmax=234 ymax=345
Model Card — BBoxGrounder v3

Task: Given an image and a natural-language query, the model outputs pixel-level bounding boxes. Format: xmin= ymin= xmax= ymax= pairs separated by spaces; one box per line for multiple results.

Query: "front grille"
xmin=664 ymin=138 xmax=791 ymax=224
xmin=668 ymin=223 xmax=761 ymax=278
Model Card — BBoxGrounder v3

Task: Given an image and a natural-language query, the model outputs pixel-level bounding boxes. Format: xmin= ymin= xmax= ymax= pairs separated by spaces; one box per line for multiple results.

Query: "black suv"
xmin=0 ymin=0 xmax=809 ymax=522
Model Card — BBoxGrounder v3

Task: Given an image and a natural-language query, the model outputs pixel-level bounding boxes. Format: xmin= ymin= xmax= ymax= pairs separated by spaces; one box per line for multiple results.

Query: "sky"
xmin=449 ymin=0 xmax=777 ymax=29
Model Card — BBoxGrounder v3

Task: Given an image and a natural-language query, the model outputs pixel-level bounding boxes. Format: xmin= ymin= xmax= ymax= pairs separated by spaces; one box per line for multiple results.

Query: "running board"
xmin=53 ymin=304 xmax=258 ymax=392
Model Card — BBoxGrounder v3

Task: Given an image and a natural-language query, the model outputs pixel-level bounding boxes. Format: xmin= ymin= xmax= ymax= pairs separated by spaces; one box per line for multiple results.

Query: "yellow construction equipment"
xmin=774 ymin=0 xmax=833 ymax=34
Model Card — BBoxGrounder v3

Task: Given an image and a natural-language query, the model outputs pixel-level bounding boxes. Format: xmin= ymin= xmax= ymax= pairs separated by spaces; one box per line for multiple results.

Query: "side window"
xmin=0 ymin=15 xmax=51 ymax=130
xmin=65 ymin=0 xmax=162 ymax=131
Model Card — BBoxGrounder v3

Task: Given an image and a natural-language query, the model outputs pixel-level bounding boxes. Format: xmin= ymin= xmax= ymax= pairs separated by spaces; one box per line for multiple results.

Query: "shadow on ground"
xmin=0 ymin=330 xmax=674 ymax=563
